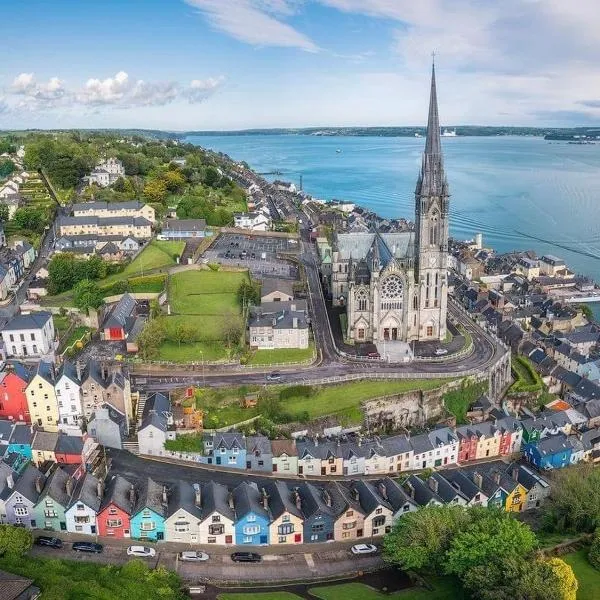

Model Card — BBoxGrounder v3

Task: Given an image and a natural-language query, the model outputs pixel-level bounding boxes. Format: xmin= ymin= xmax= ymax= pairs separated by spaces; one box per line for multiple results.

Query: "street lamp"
xmin=199 ymin=350 xmax=205 ymax=388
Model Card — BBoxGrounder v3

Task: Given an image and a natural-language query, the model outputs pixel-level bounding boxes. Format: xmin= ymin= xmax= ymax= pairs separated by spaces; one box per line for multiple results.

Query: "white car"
xmin=351 ymin=544 xmax=378 ymax=555
xmin=127 ymin=545 xmax=156 ymax=558
xmin=179 ymin=551 xmax=210 ymax=562
xmin=434 ymin=348 xmax=449 ymax=356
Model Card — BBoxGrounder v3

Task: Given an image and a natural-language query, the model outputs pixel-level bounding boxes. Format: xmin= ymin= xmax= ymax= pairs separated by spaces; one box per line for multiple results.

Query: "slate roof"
xmin=427 ymin=427 xmax=458 ymax=447
xmin=409 ymin=433 xmax=434 ymax=455
xmin=135 ymin=477 xmax=168 ymax=517
xmin=83 ymin=361 xmax=125 ymax=391
xmin=374 ymin=477 xmax=418 ymax=512
xmin=3 ymin=311 xmax=51 ymax=331
xmin=0 ymin=569 xmax=38 ymax=600
xmin=402 ymin=474 xmax=443 ymax=506
xmin=69 ymin=472 xmax=102 ymax=512
xmin=296 ymin=482 xmax=336 ymax=519
xmin=57 ymin=360 xmax=80 ymax=386
xmin=381 ymin=434 xmax=412 ymax=456
xmin=232 ymin=481 xmax=269 ymax=520
xmin=167 ymin=481 xmax=203 ymax=520
xmin=9 ymin=423 xmax=33 ymax=446
xmin=264 ymin=480 xmax=303 ymax=520
xmin=210 ymin=432 xmax=245 ymax=452
xmin=510 ymin=463 xmax=550 ymax=491
xmin=0 ymin=421 xmax=14 ymax=443
xmin=41 ymin=467 xmax=71 ymax=508
xmin=162 ymin=219 xmax=207 ymax=232
xmin=350 ymin=479 xmax=392 ymax=514
xmin=98 ymin=242 xmax=121 ymax=255
xmin=260 ymin=278 xmax=294 ymax=298
xmin=100 ymin=474 xmax=135 ymax=514
xmin=534 ymin=433 xmax=574 ymax=456
xmin=438 ymin=469 xmax=482 ymax=502
xmin=249 ymin=305 xmax=308 ymax=330
xmin=427 ymin=472 xmax=469 ymax=504
xmin=201 ymin=480 xmax=235 ymax=521
xmin=103 ymin=293 xmax=137 ymax=329
xmin=5 ymin=464 xmax=45 ymax=504
xmin=73 ymin=200 xmax=147 ymax=213
xmin=55 ymin=435 xmax=84 ymax=455
xmin=32 ymin=431 xmax=59 ymax=452
xmin=245 ymin=436 xmax=272 ymax=456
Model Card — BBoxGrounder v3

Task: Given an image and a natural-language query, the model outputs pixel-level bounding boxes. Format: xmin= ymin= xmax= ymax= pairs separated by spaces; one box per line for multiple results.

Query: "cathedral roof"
xmin=335 ymin=232 xmax=414 ymax=264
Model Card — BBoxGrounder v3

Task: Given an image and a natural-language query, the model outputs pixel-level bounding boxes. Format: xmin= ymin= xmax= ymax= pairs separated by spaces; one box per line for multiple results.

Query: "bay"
xmin=186 ymin=134 xmax=600 ymax=283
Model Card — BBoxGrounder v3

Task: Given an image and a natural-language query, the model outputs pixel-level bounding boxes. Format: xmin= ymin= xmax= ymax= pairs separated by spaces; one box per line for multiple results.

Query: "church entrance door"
xmin=383 ymin=328 xmax=390 ymax=341
xmin=391 ymin=328 xmax=398 ymax=340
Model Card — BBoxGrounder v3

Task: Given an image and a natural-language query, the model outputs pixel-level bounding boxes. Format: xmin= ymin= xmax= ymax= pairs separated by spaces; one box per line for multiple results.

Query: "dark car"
xmin=72 ymin=542 xmax=103 ymax=553
xmin=231 ymin=552 xmax=262 ymax=563
xmin=35 ymin=536 xmax=63 ymax=549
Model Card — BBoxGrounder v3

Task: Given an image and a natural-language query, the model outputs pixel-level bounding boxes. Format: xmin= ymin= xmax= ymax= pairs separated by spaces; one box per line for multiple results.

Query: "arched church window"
xmin=380 ymin=275 xmax=403 ymax=311
xmin=355 ymin=288 xmax=368 ymax=312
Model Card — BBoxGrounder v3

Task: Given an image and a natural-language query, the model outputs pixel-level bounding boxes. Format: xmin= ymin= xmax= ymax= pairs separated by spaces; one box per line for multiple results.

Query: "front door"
xmin=260 ymin=535 xmax=267 ymax=544
xmin=60 ymin=522 xmax=66 ymax=531
xmin=91 ymin=525 xmax=96 ymax=534
xmin=321 ymin=466 xmax=326 ymax=475
xmin=298 ymin=466 xmax=303 ymax=475
xmin=391 ymin=328 xmax=398 ymax=340
xmin=383 ymin=328 xmax=390 ymax=340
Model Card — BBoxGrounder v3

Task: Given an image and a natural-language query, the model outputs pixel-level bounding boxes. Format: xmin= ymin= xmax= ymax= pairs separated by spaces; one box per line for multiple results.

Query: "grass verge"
xmin=563 ymin=549 xmax=600 ymax=600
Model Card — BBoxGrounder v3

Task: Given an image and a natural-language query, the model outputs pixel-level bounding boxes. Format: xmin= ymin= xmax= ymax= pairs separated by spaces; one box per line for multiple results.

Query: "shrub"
xmin=279 ymin=385 xmax=314 ymax=401
xmin=589 ymin=528 xmax=600 ymax=570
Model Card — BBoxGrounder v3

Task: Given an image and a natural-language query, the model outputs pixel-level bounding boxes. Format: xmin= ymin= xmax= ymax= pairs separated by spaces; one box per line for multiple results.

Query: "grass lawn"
xmin=124 ymin=240 xmax=184 ymax=276
xmin=442 ymin=381 xmax=488 ymax=424
xmin=53 ymin=314 xmax=70 ymax=336
xmin=63 ymin=326 xmax=91 ymax=349
xmin=309 ymin=579 xmax=464 ymax=600
xmin=218 ymin=593 xmax=301 ymax=600
xmin=247 ymin=343 xmax=315 ymax=365
xmin=282 ymin=379 xmax=449 ymax=423
xmin=563 ymin=549 xmax=600 ymax=600
xmin=157 ymin=340 xmax=229 ymax=362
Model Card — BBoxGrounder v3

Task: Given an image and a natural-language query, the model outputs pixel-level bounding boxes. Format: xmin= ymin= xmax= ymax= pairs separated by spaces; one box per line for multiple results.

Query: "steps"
xmin=123 ymin=441 xmax=140 ymax=455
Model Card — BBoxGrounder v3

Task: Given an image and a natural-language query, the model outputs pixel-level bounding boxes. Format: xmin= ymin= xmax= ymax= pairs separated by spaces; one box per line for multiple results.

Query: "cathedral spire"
xmin=424 ymin=58 xmax=441 ymax=158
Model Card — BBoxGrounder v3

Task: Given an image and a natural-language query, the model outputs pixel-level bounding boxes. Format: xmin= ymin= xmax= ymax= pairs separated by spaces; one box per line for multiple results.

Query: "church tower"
xmin=414 ymin=59 xmax=449 ymax=341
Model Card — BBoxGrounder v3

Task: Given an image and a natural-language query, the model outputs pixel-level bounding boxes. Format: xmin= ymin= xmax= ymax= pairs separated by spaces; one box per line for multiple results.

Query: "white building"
xmin=234 ymin=212 xmax=270 ymax=231
xmin=87 ymin=158 xmax=125 ymax=188
xmin=1 ymin=312 xmax=55 ymax=360
xmin=137 ymin=393 xmax=174 ymax=456
xmin=65 ymin=473 xmax=102 ymax=535
xmin=248 ymin=302 xmax=309 ymax=350
xmin=55 ymin=362 xmax=84 ymax=434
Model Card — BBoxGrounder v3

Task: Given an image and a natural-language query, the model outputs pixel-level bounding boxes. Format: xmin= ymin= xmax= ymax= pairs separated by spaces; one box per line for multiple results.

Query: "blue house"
xmin=7 ymin=423 xmax=34 ymax=460
xmin=232 ymin=481 xmax=270 ymax=545
xmin=524 ymin=434 xmax=573 ymax=470
xmin=297 ymin=482 xmax=336 ymax=543
xmin=203 ymin=432 xmax=246 ymax=469
xmin=130 ymin=477 xmax=168 ymax=541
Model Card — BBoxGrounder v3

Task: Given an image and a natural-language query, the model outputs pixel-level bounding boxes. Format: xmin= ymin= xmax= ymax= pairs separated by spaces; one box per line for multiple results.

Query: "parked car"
xmin=231 ymin=552 xmax=262 ymax=563
xmin=127 ymin=545 xmax=156 ymax=558
xmin=72 ymin=542 xmax=103 ymax=553
xmin=351 ymin=544 xmax=378 ymax=555
xmin=266 ymin=371 xmax=283 ymax=382
xmin=179 ymin=550 xmax=209 ymax=562
xmin=434 ymin=348 xmax=448 ymax=356
xmin=35 ymin=536 xmax=63 ymax=549
xmin=367 ymin=352 xmax=381 ymax=359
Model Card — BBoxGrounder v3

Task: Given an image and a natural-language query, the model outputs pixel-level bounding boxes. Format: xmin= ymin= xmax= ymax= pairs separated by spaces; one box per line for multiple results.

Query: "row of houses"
xmin=56 ymin=215 xmax=152 ymax=240
xmin=0 ymin=166 xmax=29 ymax=219
xmin=0 ymin=357 xmax=133 ymax=436
xmin=0 ymin=459 xmax=549 ymax=546
xmin=0 ymin=228 xmax=36 ymax=300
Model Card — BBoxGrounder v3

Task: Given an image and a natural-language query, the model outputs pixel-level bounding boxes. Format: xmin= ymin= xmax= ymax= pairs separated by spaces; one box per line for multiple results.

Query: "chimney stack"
xmin=162 ymin=485 xmax=168 ymax=506
xmin=511 ymin=466 xmax=520 ymax=482
xmin=293 ymin=317 xmax=298 ymax=329
xmin=322 ymin=489 xmax=332 ymax=507
xmin=6 ymin=474 xmax=13 ymax=489
xmin=35 ymin=476 xmax=43 ymax=494
xmin=473 ymin=472 xmax=483 ymax=490
xmin=428 ymin=476 xmax=439 ymax=494
xmin=76 ymin=361 xmax=83 ymax=382
xmin=193 ymin=483 xmax=201 ymax=507
xmin=65 ymin=477 xmax=74 ymax=497
xmin=129 ymin=484 xmax=136 ymax=507
xmin=405 ymin=481 xmax=415 ymax=499
xmin=351 ymin=487 xmax=359 ymax=502
xmin=294 ymin=490 xmax=301 ymax=511
xmin=97 ymin=480 xmax=104 ymax=500
xmin=378 ymin=481 xmax=388 ymax=501
xmin=228 ymin=492 xmax=234 ymax=509
xmin=261 ymin=487 xmax=269 ymax=510
xmin=493 ymin=471 xmax=501 ymax=485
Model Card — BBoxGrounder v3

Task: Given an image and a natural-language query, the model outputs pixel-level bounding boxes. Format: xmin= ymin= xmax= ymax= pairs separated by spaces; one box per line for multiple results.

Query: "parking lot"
xmin=203 ymin=233 xmax=300 ymax=280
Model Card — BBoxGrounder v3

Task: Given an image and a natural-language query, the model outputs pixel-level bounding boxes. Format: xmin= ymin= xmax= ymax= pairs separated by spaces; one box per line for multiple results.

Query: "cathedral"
xmin=331 ymin=62 xmax=449 ymax=344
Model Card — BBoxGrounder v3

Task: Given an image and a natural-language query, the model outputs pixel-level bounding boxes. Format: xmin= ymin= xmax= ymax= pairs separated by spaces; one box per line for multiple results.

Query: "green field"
xmin=563 ymin=549 xmax=600 ymax=600
xmin=247 ymin=343 xmax=315 ymax=365
xmin=310 ymin=580 xmax=464 ymax=600
xmin=122 ymin=240 xmax=184 ymax=277
xmin=158 ymin=269 xmax=249 ymax=362
xmin=282 ymin=378 xmax=449 ymax=423
xmin=442 ymin=381 xmax=488 ymax=424
xmin=218 ymin=594 xmax=300 ymax=600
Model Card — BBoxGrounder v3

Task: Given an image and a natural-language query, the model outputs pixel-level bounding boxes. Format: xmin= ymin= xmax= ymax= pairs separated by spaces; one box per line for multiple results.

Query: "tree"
xmin=73 ymin=279 xmax=104 ymax=312
xmin=383 ymin=505 xmax=472 ymax=572
xmin=238 ymin=280 xmax=260 ymax=307
xmin=589 ymin=528 xmax=600 ymax=570
xmin=546 ymin=558 xmax=578 ymax=600
xmin=0 ymin=203 xmax=9 ymax=223
xmin=137 ymin=318 xmax=167 ymax=360
xmin=162 ymin=169 xmax=186 ymax=192
xmin=48 ymin=253 xmax=77 ymax=295
xmin=172 ymin=323 xmax=197 ymax=347
xmin=0 ymin=524 xmax=33 ymax=556
xmin=222 ymin=312 xmax=244 ymax=349
xmin=12 ymin=206 xmax=46 ymax=233
xmin=143 ymin=178 xmax=168 ymax=203
xmin=445 ymin=509 xmax=537 ymax=577
xmin=0 ymin=159 xmax=15 ymax=178
xmin=203 ymin=166 xmax=221 ymax=188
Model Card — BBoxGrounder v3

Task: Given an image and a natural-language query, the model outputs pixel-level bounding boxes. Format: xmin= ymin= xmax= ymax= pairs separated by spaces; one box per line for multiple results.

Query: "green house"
xmin=33 ymin=467 xmax=73 ymax=532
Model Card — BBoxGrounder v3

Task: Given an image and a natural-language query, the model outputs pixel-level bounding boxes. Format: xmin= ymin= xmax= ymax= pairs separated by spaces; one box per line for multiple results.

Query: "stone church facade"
xmin=331 ymin=63 xmax=449 ymax=344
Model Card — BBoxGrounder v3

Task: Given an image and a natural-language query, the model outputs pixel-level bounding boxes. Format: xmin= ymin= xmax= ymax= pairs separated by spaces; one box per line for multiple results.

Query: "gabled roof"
xmin=265 ymin=480 xmax=303 ymax=520
xmin=55 ymin=435 xmax=84 ymax=455
xmin=100 ymin=474 xmax=134 ymax=514
xmin=374 ymin=477 xmax=418 ymax=512
xmin=9 ymin=423 xmax=33 ymax=446
xmin=135 ymin=477 xmax=168 ymax=518
xmin=0 ymin=421 xmax=14 ymax=443
xmin=4 ymin=464 xmax=45 ymax=504
xmin=350 ymin=479 xmax=392 ymax=515
xmin=296 ymin=482 xmax=336 ymax=519
xmin=56 ymin=361 xmax=80 ymax=386
xmin=402 ymin=474 xmax=443 ymax=507
xmin=270 ymin=439 xmax=297 ymax=457
xmin=201 ymin=480 xmax=235 ymax=521
xmin=233 ymin=481 xmax=269 ymax=521
xmin=0 ymin=569 xmax=38 ymax=600
xmin=167 ymin=481 xmax=203 ymax=521
xmin=103 ymin=293 xmax=137 ymax=329
xmin=40 ymin=466 xmax=71 ymax=508
xmin=69 ymin=472 xmax=102 ymax=512
xmin=32 ymin=430 xmax=59 ymax=452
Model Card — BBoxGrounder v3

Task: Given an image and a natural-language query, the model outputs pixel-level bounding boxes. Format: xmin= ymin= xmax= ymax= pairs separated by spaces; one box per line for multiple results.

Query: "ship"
xmin=442 ymin=128 xmax=457 ymax=137
xmin=336 ymin=149 xmax=342 ymax=153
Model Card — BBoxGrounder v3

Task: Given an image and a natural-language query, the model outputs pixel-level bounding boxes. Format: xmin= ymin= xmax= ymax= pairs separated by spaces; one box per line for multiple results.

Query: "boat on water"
xmin=336 ymin=149 xmax=342 ymax=153
xmin=442 ymin=129 xmax=457 ymax=137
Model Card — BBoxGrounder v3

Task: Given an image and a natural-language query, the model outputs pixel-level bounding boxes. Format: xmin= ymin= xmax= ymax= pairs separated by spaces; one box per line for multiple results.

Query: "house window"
xmin=426 ymin=326 xmax=433 ymax=337
xmin=311 ymin=524 xmax=324 ymax=533
xmin=107 ymin=519 xmax=122 ymax=527
xmin=209 ymin=524 xmax=224 ymax=535
xmin=174 ymin=521 xmax=189 ymax=532
xmin=212 ymin=515 xmax=221 ymax=523
xmin=375 ymin=508 xmax=383 ymax=515
xmin=14 ymin=507 xmax=28 ymax=516
xmin=247 ymin=514 xmax=256 ymax=522
xmin=278 ymin=523 xmax=294 ymax=535
xmin=208 ymin=537 xmax=216 ymax=544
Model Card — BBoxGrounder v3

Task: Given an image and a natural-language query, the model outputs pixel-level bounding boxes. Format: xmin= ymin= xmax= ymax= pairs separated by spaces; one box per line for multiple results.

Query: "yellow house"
xmin=488 ymin=466 xmax=528 ymax=513
xmin=332 ymin=483 xmax=366 ymax=541
xmin=26 ymin=362 xmax=60 ymax=431
xmin=32 ymin=430 xmax=59 ymax=466
xmin=474 ymin=424 xmax=502 ymax=460
xmin=266 ymin=482 xmax=304 ymax=544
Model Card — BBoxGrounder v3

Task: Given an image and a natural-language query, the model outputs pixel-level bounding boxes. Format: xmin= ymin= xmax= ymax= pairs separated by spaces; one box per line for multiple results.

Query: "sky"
xmin=1 ymin=0 xmax=599 ymax=130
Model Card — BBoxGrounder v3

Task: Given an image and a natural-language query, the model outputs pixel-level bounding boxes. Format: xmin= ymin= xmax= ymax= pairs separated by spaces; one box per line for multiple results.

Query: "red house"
xmin=0 ymin=364 xmax=32 ymax=423
xmin=497 ymin=417 xmax=522 ymax=457
xmin=97 ymin=475 xmax=135 ymax=538
xmin=456 ymin=428 xmax=478 ymax=463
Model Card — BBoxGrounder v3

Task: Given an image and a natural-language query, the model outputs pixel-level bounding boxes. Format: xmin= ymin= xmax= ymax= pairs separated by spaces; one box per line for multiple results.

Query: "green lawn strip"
xmin=156 ymin=340 xmax=228 ymax=362
xmin=283 ymin=379 xmax=449 ymax=422
xmin=53 ymin=315 xmax=70 ymax=336
xmin=309 ymin=579 xmax=464 ymax=600
xmin=442 ymin=381 xmax=488 ymax=424
xmin=0 ymin=554 xmax=183 ymax=600
xmin=218 ymin=594 xmax=301 ymax=600
xmin=563 ymin=549 xmax=600 ymax=600
xmin=247 ymin=343 xmax=315 ymax=365
xmin=63 ymin=326 xmax=91 ymax=349
xmin=164 ymin=314 xmax=229 ymax=342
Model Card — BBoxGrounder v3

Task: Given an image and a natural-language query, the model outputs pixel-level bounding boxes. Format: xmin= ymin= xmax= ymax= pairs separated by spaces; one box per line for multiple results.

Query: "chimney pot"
xmin=66 ymin=477 xmax=74 ymax=497
xmin=6 ymin=474 xmax=13 ymax=489
xmin=97 ymin=480 xmax=104 ymax=500
xmin=35 ymin=476 xmax=43 ymax=494
xmin=193 ymin=483 xmax=201 ymax=507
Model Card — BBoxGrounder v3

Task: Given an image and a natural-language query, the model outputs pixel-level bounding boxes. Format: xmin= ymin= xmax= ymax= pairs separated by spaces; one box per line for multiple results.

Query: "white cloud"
xmin=10 ymin=73 xmax=66 ymax=107
xmin=184 ymin=0 xmax=319 ymax=52
xmin=186 ymin=76 xmax=226 ymax=102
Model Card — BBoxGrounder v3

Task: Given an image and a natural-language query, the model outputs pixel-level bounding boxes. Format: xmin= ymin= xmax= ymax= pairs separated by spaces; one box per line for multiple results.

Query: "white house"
xmin=427 ymin=427 xmax=459 ymax=468
xmin=248 ymin=302 xmax=309 ymax=350
xmin=87 ymin=158 xmax=125 ymax=188
xmin=197 ymin=481 xmax=235 ymax=545
xmin=55 ymin=361 xmax=84 ymax=434
xmin=137 ymin=393 xmax=174 ymax=456
xmin=165 ymin=481 xmax=203 ymax=544
xmin=65 ymin=473 xmax=102 ymax=535
xmin=1 ymin=312 xmax=56 ymax=360
xmin=234 ymin=212 xmax=270 ymax=231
